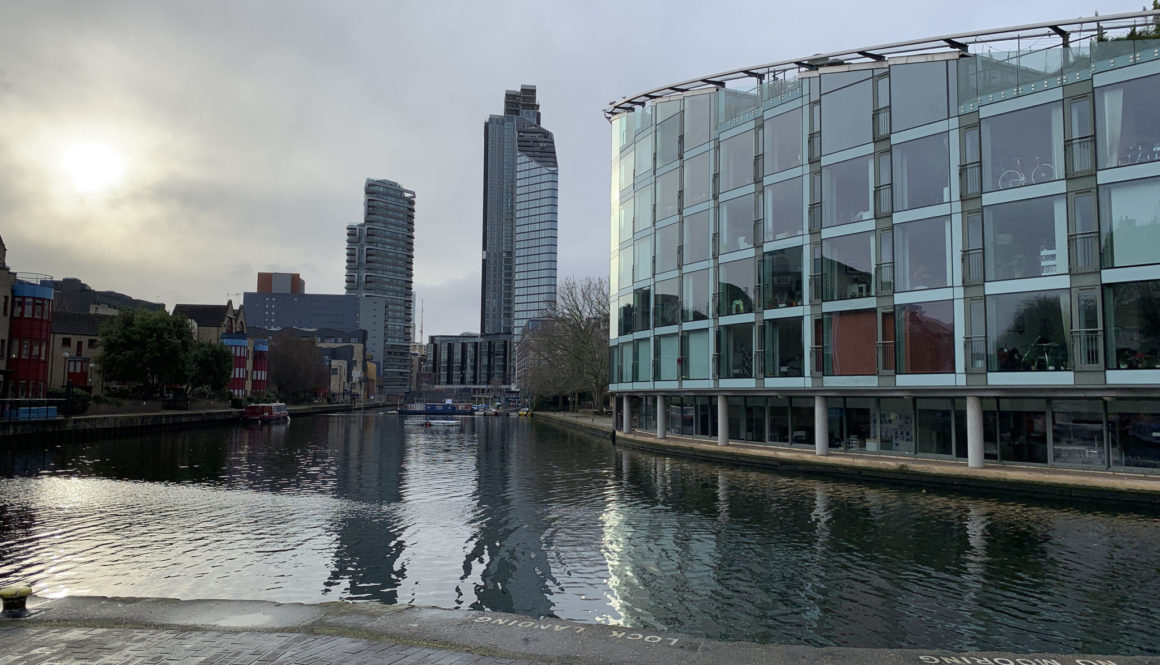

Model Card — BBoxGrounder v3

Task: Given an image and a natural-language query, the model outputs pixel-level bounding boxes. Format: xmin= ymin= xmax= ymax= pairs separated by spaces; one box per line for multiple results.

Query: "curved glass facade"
xmin=608 ymin=21 xmax=1160 ymax=472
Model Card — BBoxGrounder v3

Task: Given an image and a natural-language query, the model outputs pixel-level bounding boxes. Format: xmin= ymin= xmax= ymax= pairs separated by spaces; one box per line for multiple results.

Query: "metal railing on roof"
xmin=604 ymin=10 xmax=1160 ymax=118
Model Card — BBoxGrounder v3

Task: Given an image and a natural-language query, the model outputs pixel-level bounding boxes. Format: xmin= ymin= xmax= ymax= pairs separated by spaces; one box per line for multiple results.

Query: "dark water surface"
xmin=1 ymin=415 xmax=1158 ymax=653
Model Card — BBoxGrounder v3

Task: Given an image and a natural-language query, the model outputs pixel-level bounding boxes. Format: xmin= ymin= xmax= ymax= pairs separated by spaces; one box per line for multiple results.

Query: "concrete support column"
xmin=815 ymin=395 xmax=829 ymax=456
xmin=656 ymin=395 xmax=667 ymax=439
xmin=966 ymin=395 xmax=984 ymax=469
xmin=717 ymin=397 xmax=728 ymax=447
xmin=622 ymin=395 xmax=631 ymax=432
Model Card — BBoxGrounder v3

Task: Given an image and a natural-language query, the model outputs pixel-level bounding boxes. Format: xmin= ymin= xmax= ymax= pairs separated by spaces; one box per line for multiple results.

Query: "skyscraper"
xmin=480 ymin=85 xmax=558 ymax=346
xmin=346 ymin=179 xmax=414 ymax=396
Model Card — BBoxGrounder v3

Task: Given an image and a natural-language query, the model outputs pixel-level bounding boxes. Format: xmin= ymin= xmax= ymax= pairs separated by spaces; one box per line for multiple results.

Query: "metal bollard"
xmin=1 ymin=585 xmax=32 ymax=618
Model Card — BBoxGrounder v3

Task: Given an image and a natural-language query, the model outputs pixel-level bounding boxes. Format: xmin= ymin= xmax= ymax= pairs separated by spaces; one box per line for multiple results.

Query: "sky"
xmin=0 ymin=0 xmax=1134 ymax=338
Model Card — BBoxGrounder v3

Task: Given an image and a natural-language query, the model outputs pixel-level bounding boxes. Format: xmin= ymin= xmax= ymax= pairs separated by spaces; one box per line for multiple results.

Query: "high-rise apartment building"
xmin=346 ymin=179 xmax=415 ymax=396
xmin=480 ymin=85 xmax=559 ymax=346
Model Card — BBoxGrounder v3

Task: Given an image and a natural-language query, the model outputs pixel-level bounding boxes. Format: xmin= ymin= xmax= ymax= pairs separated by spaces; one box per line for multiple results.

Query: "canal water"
xmin=1 ymin=415 xmax=1158 ymax=654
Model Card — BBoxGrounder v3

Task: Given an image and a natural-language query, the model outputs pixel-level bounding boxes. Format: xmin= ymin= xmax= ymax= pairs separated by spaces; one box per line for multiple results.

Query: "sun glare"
xmin=62 ymin=142 xmax=126 ymax=194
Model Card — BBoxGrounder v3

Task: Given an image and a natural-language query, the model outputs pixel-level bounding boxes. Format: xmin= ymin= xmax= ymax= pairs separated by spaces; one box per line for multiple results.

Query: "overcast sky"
xmin=0 ymin=0 xmax=1130 ymax=338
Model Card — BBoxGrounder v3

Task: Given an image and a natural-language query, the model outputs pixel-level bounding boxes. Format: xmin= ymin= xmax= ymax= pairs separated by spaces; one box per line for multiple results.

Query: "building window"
xmin=984 ymin=195 xmax=1066 ymax=280
xmin=764 ymin=107 xmax=803 ymax=175
xmin=889 ymin=61 xmax=949 ymax=132
xmin=655 ymin=333 xmax=679 ymax=380
xmin=617 ymin=294 xmax=633 ymax=336
xmin=762 ymin=246 xmax=803 ymax=308
xmin=633 ymin=338 xmax=651 ymax=381
xmin=822 ymin=309 xmax=877 ymax=375
xmin=820 ymin=71 xmax=873 ymax=155
xmin=683 ymin=93 xmax=713 ymax=151
xmin=987 ymin=290 xmax=1069 ymax=371
xmin=719 ymin=194 xmax=756 ymax=254
xmin=681 ymin=269 xmax=710 ymax=322
xmin=654 ymin=277 xmax=680 ymax=327
xmin=618 ymin=197 xmax=633 ymax=245
xmin=1095 ymin=72 xmax=1160 ymax=169
xmin=1104 ymin=279 xmax=1160 ymax=369
xmin=683 ymin=151 xmax=712 ymax=209
xmin=895 ymin=300 xmax=955 ymax=373
xmin=763 ymin=318 xmax=803 ymax=377
xmin=617 ymin=248 xmax=632 ymax=289
xmin=822 ymin=154 xmax=874 ymax=227
xmin=656 ymin=113 xmax=680 ymax=169
xmin=981 ymin=102 xmax=1062 ymax=191
xmin=634 ymin=184 xmax=653 ymax=234
xmin=717 ymin=323 xmax=753 ymax=378
xmin=763 ymin=177 xmax=803 ymax=241
xmin=655 ymin=223 xmax=679 ymax=274
xmin=892 ymin=133 xmax=950 ymax=211
xmin=894 ymin=216 xmax=950 ymax=291
xmin=680 ymin=329 xmax=710 ymax=379
xmin=632 ymin=237 xmax=652 ymax=282
xmin=822 ymin=231 xmax=874 ymax=300
xmin=718 ymin=257 xmax=755 ymax=316
xmin=719 ymin=130 xmax=754 ymax=193
xmin=1108 ymin=399 xmax=1160 ymax=469
xmin=633 ymin=287 xmax=651 ymax=331
xmin=1099 ymin=176 xmax=1160 ymax=268
xmin=634 ymin=132 xmax=653 ymax=181
xmin=682 ymin=210 xmax=711 ymax=265
xmin=656 ymin=169 xmax=680 ymax=221
xmin=61 ymin=337 xmax=72 ymax=347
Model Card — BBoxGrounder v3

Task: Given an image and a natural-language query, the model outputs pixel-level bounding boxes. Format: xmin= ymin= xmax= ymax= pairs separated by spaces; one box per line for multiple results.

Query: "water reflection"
xmin=0 ymin=415 xmax=1158 ymax=654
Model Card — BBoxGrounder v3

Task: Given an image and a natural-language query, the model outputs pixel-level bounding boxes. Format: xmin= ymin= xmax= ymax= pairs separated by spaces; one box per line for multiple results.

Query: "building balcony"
xmin=962 ymin=248 xmax=984 ymax=285
xmin=877 ymin=341 xmax=895 ymax=374
xmin=1071 ymin=328 xmax=1103 ymax=370
xmin=875 ymin=262 xmax=894 ymax=295
xmin=959 ymin=161 xmax=982 ymax=199
xmin=873 ymin=106 xmax=891 ymax=141
xmin=1068 ymin=231 xmax=1100 ymax=273
xmin=874 ymin=183 xmax=892 ymax=218
xmin=808 ymin=132 xmax=821 ymax=162
xmin=964 ymin=336 xmax=987 ymax=372
xmin=808 ymin=202 xmax=822 ymax=232
xmin=1065 ymin=135 xmax=1096 ymax=177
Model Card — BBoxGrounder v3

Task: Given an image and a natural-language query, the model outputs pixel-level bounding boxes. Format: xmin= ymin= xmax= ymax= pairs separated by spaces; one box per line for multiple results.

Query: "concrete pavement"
xmin=0 ymin=595 xmax=1153 ymax=665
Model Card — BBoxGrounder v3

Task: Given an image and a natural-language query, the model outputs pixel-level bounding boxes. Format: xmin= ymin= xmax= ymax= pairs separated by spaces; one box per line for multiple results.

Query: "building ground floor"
xmin=611 ymin=392 xmax=1160 ymax=473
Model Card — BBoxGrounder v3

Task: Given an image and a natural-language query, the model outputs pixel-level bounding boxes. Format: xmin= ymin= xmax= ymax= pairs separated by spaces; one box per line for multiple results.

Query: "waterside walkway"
xmin=534 ymin=411 xmax=1160 ymax=506
xmin=0 ymin=595 xmax=1150 ymax=665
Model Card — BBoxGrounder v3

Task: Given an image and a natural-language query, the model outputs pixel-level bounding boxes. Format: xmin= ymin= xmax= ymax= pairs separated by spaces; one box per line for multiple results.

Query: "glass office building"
xmin=607 ymin=11 xmax=1160 ymax=471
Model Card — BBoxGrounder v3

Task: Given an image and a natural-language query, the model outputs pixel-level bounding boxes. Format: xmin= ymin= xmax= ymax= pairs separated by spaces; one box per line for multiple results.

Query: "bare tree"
xmin=521 ymin=275 xmax=609 ymax=411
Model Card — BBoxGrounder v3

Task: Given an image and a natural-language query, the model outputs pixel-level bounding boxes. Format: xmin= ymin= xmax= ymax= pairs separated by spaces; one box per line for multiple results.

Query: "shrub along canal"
xmin=0 ymin=414 xmax=1157 ymax=654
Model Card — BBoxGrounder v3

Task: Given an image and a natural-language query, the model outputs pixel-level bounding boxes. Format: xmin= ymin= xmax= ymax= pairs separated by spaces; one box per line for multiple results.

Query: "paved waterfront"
xmin=0 ymin=596 xmax=1154 ymax=665
xmin=535 ymin=411 xmax=1160 ymax=504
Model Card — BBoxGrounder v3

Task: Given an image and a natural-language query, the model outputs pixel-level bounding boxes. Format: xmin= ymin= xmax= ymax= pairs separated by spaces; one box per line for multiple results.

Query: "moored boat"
xmin=243 ymin=403 xmax=290 ymax=424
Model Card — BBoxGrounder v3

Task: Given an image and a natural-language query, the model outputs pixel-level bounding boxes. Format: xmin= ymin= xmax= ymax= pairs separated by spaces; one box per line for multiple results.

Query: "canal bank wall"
xmin=0 ymin=403 xmax=376 ymax=445
xmin=4 ymin=595 xmax=1150 ymax=665
xmin=533 ymin=411 xmax=1160 ymax=507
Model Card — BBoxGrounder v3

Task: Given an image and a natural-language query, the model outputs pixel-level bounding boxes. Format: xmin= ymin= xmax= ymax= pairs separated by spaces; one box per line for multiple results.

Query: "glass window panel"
xmin=655 ymin=169 xmax=680 ymax=221
xmin=619 ymin=149 xmax=634 ymax=193
xmin=763 ymin=177 xmax=803 ymax=240
xmin=619 ymin=341 xmax=633 ymax=383
xmin=916 ymin=398 xmax=954 ymax=456
xmin=1105 ymin=280 xmax=1160 ymax=369
xmin=790 ymin=397 xmax=816 ymax=445
xmin=762 ymin=246 xmax=804 ymax=308
xmin=1052 ymin=399 xmax=1106 ymax=467
xmin=1108 ymin=399 xmax=1160 ymax=469
xmin=889 ymin=61 xmax=948 ymax=132
xmin=656 ymin=334 xmax=679 ymax=380
xmin=764 ymin=318 xmax=803 ymax=377
xmin=654 ymin=223 xmax=679 ymax=274
xmin=618 ymin=197 xmax=633 ymax=243
xmin=635 ymin=132 xmax=653 ymax=180
xmin=681 ymin=269 xmax=710 ymax=322
xmin=984 ymin=195 xmax=1066 ymax=280
xmin=874 ymin=397 xmax=914 ymax=454
xmin=634 ymin=338 xmax=651 ymax=381
xmin=654 ymin=277 xmax=680 ymax=327
xmin=822 ymin=154 xmax=874 ymax=227
xmin=632 ymin=237 xmax=652 ymax=282
xmin=720 ymin=130 xmax=754 ymax=192
xmin=821 ymin=78 xmax=872 ymax=155
xmin=718 ymin=257 xmax=754 ymax=316
xmin=1095 ymin=72 xmax=1160 ymax=168
xmin=896 ymin=300 xmax=955 ymax=373
xmin=682 ymin=210 xmax=711 ymax=265
xmin=681 ymin=329 xmax=710 ymax=379
xmin=822 ymin=231 xmax=874 ymax=300
xmin=1099 ymin=176 xmax=1160 ymax=268
xmin=767 ymin=397 xmax=790 ymax=443
xmin=718 ymin=323 xmax=753 ymax=378
xmin=719 ymin=194 xmax=756 ymax=253
xmin=618 ymin=245 xmax=633 ymax=288
xmin=684 ymin=93 xmax=713 ymax=150
xmin=683 ymin=151 xmax=712 ymax=209
xmin=633 ymin=184 xmax=653 ymax=233
xmin=894 ymin=216 xmax=950 ymax=291
xmin=892 ymin=133 xmax=950 ymax=211
xmin=764 ymin=107 xmax=803 ymax=175
xmin=633 ymin=287 xmax=651 ymax=331
xmin=821 ymin=69 xmax=872 ymax=93
xmin=656 ymin=115 xmax=680 ymax=168
xmin=824 ymin=309 xmax=877 ymax=375
xmin=987 ymin=290 xmax=1070 ymax=372
xmin=981 ymin=102 xmax=1062 ymax=191
xmin=617 ymin=293 xmax=633 ymax=336
xmin=997 ymin=398 xmax=1048 ymax=464
xmin=608 ymin=294 xmax=618 ymax=340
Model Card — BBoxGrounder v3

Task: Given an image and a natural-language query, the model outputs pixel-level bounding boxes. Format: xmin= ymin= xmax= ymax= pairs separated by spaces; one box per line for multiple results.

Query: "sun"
xmin=61 ymin=142 xmax=126 ymax=194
